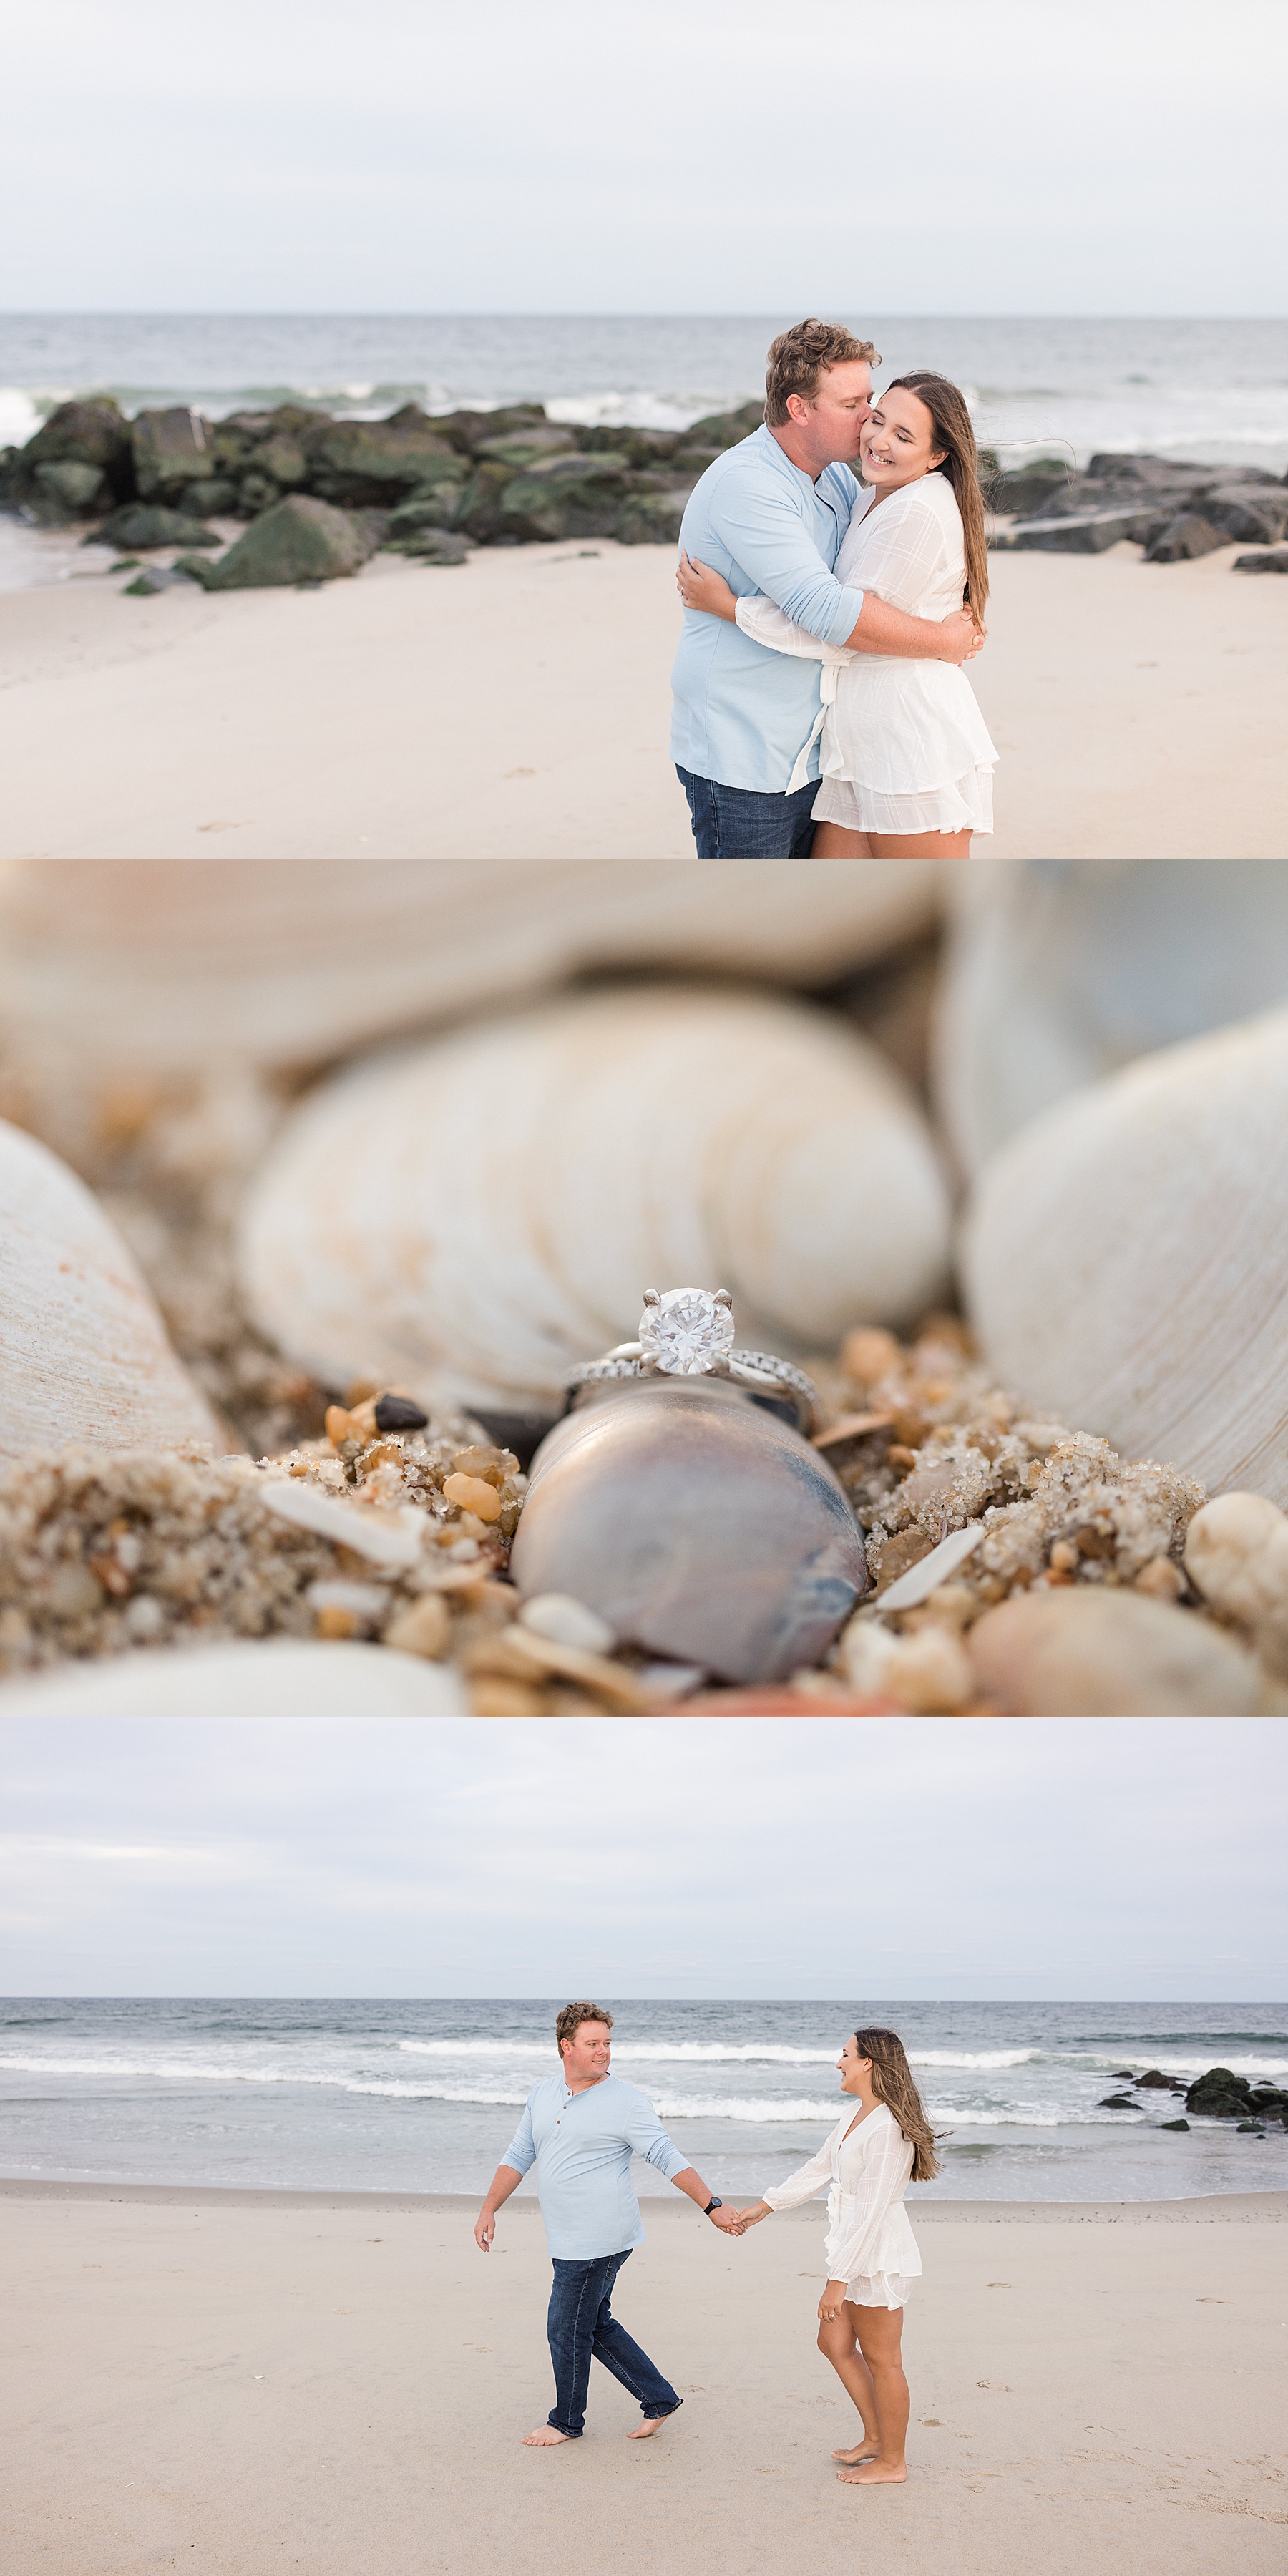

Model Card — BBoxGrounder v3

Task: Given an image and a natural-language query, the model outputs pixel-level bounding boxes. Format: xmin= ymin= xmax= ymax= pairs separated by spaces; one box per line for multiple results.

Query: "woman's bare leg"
xmin=864 ymin=829 xmax=972 ymax=858
xmin=816 ymin=2311 xmax=881 ymax=2457
xmin=836 ymin=2303 xmax=909 ymax=2484
xmin=809 ymin=820 xmax=873 ymax=857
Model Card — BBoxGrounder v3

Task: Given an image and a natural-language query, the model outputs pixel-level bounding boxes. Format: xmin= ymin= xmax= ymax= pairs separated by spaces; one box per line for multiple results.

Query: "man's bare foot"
xmin=836 ymin=2459 xmax=907 ymax=2484
xmin=832 ymin=2441 xmax=879 ymax=2463
xmin=627 ymin=2414 xmax=670 ymax=2439
xmin=522 ymin=2426 xmax=572 ymax=2446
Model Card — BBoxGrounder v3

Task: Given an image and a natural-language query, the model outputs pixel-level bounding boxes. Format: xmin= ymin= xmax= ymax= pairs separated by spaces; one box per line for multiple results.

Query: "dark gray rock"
xmin=454 ymin=462 xmax=521 ymax=542
xmin=419 ymin=404 xmax=549 ymax=458
xmin=994 ymin=507 xmax=1158 ymax=553
xmin=122 ymin=565 xmax=186 ymax=595
xmin=381 ymin=527 xmax=470 ymax=565
xmin=1200 ymin=487 xmax=1288 ymax=542
xmin=669 ymin=444 xmax=723 ymax=480
xmin=1136 ymin=2069 xmax=1186 ymax=2090
xmin=615 ymin=488 xmax=688 ymax=546
xmin=473 ymin=428 xmax=578 ymax=466
xmin=92 ymin=502 xmax=220 ymax=550
xmin=992 ymin=459 xmax=1070 ymax=516
xmin=256 ymin=435 xmax=309 ymax=488
xmin=1098 ymin=2092 xmax=1137 ymax=2109
xmin=1184 ymin=2065 xmax=1254 ymax=2117
xmin=301 ymin=406 xmax=467 ymax=506
xmin=385 ymin=488 xmax=468 ymax=537
xmin=132 ymin=406 xmax=218 ymax=499
xmin=1158 ymin=2118 xmax=1190 ymax=2132
xmin=374 ymin=1394 xmax=430 ymax=1431
xmin=494 ymin=455 xmax=633 ymax=542
xmin=180 ymin=479 xmax=240 ymax=517
xmin=579 ymin=426 xmax=682 ymax=466
xmin=683 ymin=401 xmax=763 ymax=450
xmin=197 ymin=495 xmax=377 ymax=589
xmin=1236 ymin=2122 xmax=1266 ymax=2134
xmin=11 ymin=398 xmax=135 ymax=505
xmin=238 ymin=474 xmax=282 ymax=515
xmin=31 ymin=459 xmax=105 ymax=517
xmin=1234 ymin=545 xmax=1288 ymax=572
xmin=1144 ymin=512 xmax=1226 ymax=562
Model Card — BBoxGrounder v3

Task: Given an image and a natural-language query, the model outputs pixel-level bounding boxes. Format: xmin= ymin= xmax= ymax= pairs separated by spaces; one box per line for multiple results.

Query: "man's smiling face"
xmin=560 ymin=2020 xmax=613 ymax=2084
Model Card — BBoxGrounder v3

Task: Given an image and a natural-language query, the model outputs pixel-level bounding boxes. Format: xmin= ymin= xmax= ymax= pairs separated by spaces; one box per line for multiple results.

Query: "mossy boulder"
xmin=474 ymin=429 xmax=579 ymax=467
xmin=192 ymin=495 xmax=377 ymax=589
xmin=33 ymin=460 xmax=105 ymax=516
xmin=1184 ymin=2066 xmax=1254 ymax=2117
xmin=132 ymin=406 xmax=218 ymax=499
xmin=433 ymin=404 xmax=548 ymax=456
xmin=301 ymin=406 xmax=466 ymax=504
xmin=1144 ymin=512 xmax=1226 ymax=562
xmin=615 ymin=488 xmax=689 ymax=547
xmin=683 ymin=401 xmax=763 ymax=449
xmin=579 ymin=426 xmax=682 ymax=465
xmin=494 ymin=454 xmax=632 ymax=542
xmin=93 ymin=502 xmax=219 ymax=551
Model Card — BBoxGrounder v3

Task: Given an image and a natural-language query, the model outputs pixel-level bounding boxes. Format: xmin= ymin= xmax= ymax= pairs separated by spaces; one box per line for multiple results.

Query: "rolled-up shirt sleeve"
xmin=623 ymin=2094 xmax=690 ymax=2182
xmin=500 ymin=2097 xmax=537 ymax=2176
xmin=761 ymin=2126 xmax=837 ymax=2211
xmin=708 ymin=481 xmax=864 ymax=645
xmin=821 ymin=2118 xmax=912 ymax=2282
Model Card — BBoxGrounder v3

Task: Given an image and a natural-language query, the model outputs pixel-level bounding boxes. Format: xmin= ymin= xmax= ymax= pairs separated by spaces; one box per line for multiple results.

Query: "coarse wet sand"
xmin=2 ymin=2182 xmax=1285 ymax=2575
xmin=0 ymin=540 xmax=1283 ymax=859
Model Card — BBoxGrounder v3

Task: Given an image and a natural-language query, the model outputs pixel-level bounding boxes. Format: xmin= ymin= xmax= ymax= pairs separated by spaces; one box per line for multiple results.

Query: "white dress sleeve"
xmin=848 ymin=482 xmax=955 ymax=612
xmin=825 ymin=2116 xmax=914 ymax=2282
xmin=735 ymin=592 xmax=854 ymax=665
xmin=760 ymin=2124 xmax=839 ymax=2212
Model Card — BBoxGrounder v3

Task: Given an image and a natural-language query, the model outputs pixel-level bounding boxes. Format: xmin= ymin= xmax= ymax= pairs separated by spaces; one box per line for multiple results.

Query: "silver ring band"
xmin=565 ymin=1288 xmax=819 ymax=1435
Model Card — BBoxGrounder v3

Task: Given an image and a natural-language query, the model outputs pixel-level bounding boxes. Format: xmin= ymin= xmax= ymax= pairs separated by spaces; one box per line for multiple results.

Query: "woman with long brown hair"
xmin=734 ymin=2026 xmax=941 ymax=2487
xmin=677 ymin=371 xmax=996 ymax=858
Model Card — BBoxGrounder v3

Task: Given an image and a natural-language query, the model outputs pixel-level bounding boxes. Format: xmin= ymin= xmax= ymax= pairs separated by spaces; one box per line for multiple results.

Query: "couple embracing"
xmin=670 ymin=316 xmax=996 ymax=859
xmin=474 ymin=2000 xmax=942 ymax=2488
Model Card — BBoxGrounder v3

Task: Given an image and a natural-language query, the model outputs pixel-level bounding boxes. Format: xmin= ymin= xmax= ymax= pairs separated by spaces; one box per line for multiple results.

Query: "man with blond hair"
xmin=670 ymin=316 xmax=981 ymax=858
xmin=474 ymin=2000 xmax=741 ymax=2445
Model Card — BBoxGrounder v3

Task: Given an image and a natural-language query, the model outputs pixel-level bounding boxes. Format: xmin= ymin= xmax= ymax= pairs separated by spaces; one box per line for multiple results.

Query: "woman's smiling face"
xmin=860 ymin=385 xmax=946 ymax=491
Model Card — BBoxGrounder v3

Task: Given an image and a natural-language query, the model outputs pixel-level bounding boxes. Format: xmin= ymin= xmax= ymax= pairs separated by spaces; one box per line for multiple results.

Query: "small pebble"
xmin=1184 ymin=1491 xmax=1288 ymax=1675
xmin=374 ymin=1393 xmax=429 ymax=1432
xmin=384 ymin=1595 xmax=452 ymax=1661
xmin=442 ymin=1472 xmax=502 ymax=1522
xmin=967 ymin=1588 xmax=1260 ymax=1715
xmin=841 ymin=1326 xmax=903 ymax=1385
xmin=519 ymin=1592 xmax=615 ymax=1655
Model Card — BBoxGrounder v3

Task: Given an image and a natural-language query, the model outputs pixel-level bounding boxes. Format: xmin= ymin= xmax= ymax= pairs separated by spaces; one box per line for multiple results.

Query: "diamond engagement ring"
xmin=565 ymin=1287 xmax=819 ymax=1435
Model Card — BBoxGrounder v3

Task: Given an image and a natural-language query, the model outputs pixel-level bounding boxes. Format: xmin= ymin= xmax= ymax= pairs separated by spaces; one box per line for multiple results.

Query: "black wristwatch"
xmin=703 ymin=2196 xmax=723 ymax=2216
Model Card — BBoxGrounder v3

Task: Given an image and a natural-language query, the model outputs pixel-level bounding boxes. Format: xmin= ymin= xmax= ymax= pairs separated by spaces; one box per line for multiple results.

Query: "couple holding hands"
xmin=474 ymin=2001 xmax=941 ymax=2487
xmin=670 ymin=316 xmax=996 ymax=859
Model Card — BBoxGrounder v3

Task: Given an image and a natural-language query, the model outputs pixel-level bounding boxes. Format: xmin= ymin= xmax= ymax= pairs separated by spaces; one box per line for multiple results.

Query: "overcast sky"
xmin=1 ymin=1716 xmax=1282 ymax=1999
xmin=3 ymin=0 xmax=1283 ymax=315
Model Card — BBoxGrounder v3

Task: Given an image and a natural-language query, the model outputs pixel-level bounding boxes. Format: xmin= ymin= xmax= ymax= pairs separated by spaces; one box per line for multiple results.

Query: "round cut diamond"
xmin=638 ymin=1287 xmax=735 ymax=1375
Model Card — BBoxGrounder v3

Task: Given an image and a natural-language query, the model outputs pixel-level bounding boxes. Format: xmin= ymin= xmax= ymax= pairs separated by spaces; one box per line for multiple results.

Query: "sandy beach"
xmin=3 ymin=2181 xmax=1284 ymax=2576
xmin=1 ymin=539 xmax=1283 ymax=860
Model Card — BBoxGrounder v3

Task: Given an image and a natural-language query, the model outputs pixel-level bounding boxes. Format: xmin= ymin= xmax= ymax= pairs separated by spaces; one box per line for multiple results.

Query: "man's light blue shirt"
xmin=502 ymin=2072 xmax=689 ymax=2260
xmin=670 ymin=424 xmax=865 ymax=795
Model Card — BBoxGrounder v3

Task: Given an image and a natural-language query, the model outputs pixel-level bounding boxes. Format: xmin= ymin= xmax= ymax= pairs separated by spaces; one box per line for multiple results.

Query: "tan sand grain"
xmin=2 ymin=2183 xmax=1284 ymax=2575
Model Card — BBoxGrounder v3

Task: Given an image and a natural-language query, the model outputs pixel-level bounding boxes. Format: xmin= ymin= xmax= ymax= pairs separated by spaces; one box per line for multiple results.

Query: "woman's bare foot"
xmin=837 ymin=2459 xmax=907 ymax=2484
xmin=627 ymin=2414 xmax=669 ymax=2439
xmin=832 ymin=2441 xmax=879 ymax=2463
xmin=522 ymin=2426 xmax=572 ymax=2446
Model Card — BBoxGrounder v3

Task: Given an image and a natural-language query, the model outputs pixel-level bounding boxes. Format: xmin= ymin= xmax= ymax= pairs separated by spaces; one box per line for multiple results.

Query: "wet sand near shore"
xmin=0 ymin=540 xmax=1282 ymax=860
xmin=3 ymin=2182 xmax=1284 ymax=2575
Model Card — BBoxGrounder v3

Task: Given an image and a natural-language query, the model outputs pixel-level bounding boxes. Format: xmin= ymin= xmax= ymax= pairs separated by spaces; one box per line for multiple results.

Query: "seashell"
xmin=961 ymin=1010 xmax=1288 ymax=1508
xmin=0 ymin=1113 xmax=221 ymax=1466
xmin=236 ymin=983 xmax=952 ymax=1413
xmin=508 ymin=1376 xmax=867 ymax=1685
xmin=935 ymin=859 xmax=1288 ymax=1179
xmin=0 ymin=1637 xmax=467 ymax=1716
xmin=0 ymin=858 xmax=940 ymax=1078
xmin=1184 ymin=1492 xmax=1288 ymax=1677
xmin=965 ymin=1589 xmax=1260 ymax=1716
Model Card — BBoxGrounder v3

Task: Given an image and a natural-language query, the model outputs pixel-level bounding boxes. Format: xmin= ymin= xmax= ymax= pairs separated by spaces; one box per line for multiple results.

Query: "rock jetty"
xmin=0 ymin=393 xmax=766 ymax=587
xmin=989 ymin=450 xmax=1288 ymax=565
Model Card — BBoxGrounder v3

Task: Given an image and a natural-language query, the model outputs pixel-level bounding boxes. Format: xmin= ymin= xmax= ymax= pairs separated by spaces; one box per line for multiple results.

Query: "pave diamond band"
xmin=565 ymin=1287 xmax=819 ymax=1434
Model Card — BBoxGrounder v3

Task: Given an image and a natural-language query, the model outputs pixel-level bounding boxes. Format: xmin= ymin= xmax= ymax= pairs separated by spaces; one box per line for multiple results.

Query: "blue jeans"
xmin=546 ymin=2249 xmax=681 ymax=2437
xmin=676 ymin=764 xmax=819 ymax=859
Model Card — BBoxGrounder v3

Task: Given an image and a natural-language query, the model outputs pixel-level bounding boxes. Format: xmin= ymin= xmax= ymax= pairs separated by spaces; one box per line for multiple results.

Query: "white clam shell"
xmin=935 ymin=858 xmax=1288 ymax=1178
xmin=966 ymin=1589 xmax=1259 ymax=1717
xmin=961 ymin=1009 xmax=1288 ymax=1508
xmin=0 ymin=1639 xmax=467 ymax=1716
xmin=236 ymin=984 xmax=952 ymax=1409
xmin=0 ymin=858 xmax=939 ymax=1075
xmin=0 ymin=1115 xmax=220 ymax=1465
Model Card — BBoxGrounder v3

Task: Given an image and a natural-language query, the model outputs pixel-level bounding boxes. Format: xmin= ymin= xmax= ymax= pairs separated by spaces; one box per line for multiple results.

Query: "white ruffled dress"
xmin=735 ymin=470 xmax=997 ymax=836
xmin=761 ymin=2099 xmax=920 ymax=2308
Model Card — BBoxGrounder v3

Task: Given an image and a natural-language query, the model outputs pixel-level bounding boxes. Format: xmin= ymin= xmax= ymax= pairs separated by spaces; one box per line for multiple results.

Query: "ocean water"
xmin=3 ymin=1998 xmax=1285 ymax=2203
xmin=3 ymin=313 xmax=1287 ymax=472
